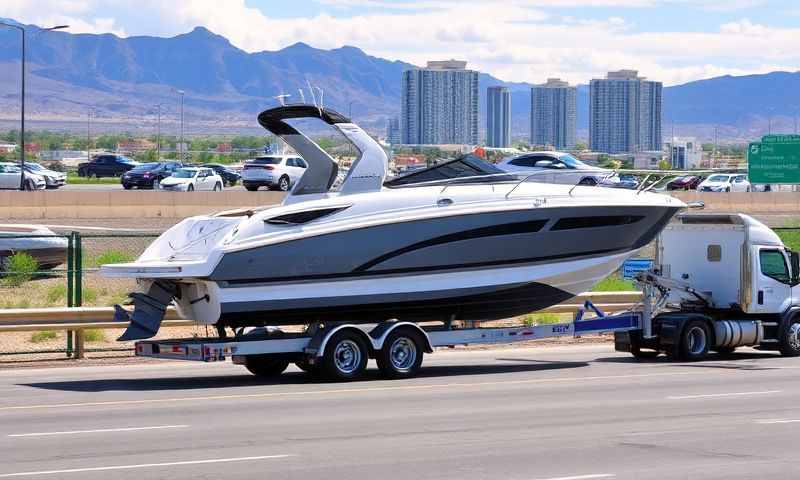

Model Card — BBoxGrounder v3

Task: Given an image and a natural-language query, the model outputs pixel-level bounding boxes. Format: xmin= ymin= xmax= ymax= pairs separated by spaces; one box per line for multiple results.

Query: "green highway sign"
xmin=748 ymin=136 xmax=800 ymax=184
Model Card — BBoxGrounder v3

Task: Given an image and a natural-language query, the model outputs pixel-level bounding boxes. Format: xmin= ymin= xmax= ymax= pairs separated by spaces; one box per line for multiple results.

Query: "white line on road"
xmin=0 ymin=370 xmax=706 ymax=412
xmin=0 ymin=454 xmax=294 ymax=478
xmin=534 ymin=474 xmax=615 ymax=480
xmin=8 ymin=424 xmax=189 ymax=437
xmin=667 ymin=390 xmax=781 ymax=400
xmin=755 ymin=419 xmax=800 ymax=424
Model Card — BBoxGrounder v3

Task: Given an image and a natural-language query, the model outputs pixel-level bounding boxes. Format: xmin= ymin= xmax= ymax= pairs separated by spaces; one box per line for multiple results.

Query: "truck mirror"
xmin=792 ymin=252 xmax=800 ymax=285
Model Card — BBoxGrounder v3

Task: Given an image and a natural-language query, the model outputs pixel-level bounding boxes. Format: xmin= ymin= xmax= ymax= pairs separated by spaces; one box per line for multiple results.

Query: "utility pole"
xmin=177 ymin=90 xmax=185 ymax=161
xmin=156 ymin=103 xmax=162 ymax=160
xmin=0 ymin=22 xmax=68 ymax=190
xmin=86 ymin=108 xmax=92 ymax=166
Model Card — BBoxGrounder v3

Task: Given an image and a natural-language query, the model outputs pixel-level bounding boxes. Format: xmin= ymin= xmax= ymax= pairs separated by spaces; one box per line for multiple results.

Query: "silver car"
xmin=24 ymin=162 xmax=67 ymax=189
xmin=0 ymin=162 xmax=46 ymax=190
xmin=241 ymin=155 xmax=307 ymax=191
xmin=496 ymin=152 xmax=618 ymax=186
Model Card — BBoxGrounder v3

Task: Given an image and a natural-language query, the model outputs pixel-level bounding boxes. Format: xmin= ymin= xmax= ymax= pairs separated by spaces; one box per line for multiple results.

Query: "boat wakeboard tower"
xmin=102 ymin=104 xmax=685 ymax=341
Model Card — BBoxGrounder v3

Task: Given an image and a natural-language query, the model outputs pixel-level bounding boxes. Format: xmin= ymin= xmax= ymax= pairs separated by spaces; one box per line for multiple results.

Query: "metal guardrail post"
xmin=66 ymin=232 xmax=75 ymax=358
xmin=75 ymin=232 xmax=83 ymax=307
xmin=74 ymin=329 xmax=85 ymax=359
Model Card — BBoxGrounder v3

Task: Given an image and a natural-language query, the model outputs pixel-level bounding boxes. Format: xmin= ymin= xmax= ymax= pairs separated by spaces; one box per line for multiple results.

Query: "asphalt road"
xmin=1 ymin=344 xmax=799 ymax=479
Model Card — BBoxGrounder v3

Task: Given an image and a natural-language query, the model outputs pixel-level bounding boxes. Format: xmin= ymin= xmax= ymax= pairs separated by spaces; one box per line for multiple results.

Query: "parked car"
xmin=697 ymin=173 xmax=751 ymax=192
xmin=0 ymin=162 xmax=46 ymax=190
xmin=0 ymin=224 xmax=67 ymax=270
xmin=159 ymin=167 xmax=223 ymax=191
xmin=496 ymin=152 xmax=619 ymax=186
xmin=77 ymin=155 xmax=138 ymax=178
xmin=666 ymin=175 xmax=704 ymax=191
xmin=121 ymin=161 xmax=183 ymax=189
xmin=614 ymin=174 xmax=639 ymax=189
xmin=24 ymin=162 xmax=66 ymax=189
xmin=204 ymin=163 xmax=241 ymax=186
xmin=242 ymin=155 xmax=307 ymax=191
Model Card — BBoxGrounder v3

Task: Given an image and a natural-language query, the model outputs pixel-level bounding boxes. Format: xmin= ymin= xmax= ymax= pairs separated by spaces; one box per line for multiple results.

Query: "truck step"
xmin=759 ymin=339 xmax=778 ymax=343
xmin=761 ymin=322 xmax=779 ymax=327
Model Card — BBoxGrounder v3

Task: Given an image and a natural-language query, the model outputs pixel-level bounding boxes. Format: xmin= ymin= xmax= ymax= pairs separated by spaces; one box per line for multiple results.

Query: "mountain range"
xmin=0 ymin=17 xmax=798 ymax=141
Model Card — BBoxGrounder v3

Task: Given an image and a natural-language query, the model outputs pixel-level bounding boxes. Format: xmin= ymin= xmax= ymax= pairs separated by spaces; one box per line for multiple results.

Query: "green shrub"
xmin=523 ymin=313 xmax=562 ymax=326
xmin=81 ymin=287 xmax=98 ymax=304
xmin=83 ymin=329 xmax=106 ymax=342
xmin=46 ymin=284 xmax=67 ymax=304
xmin=30 ymin=330 xmax=57 ymax=343
xmin=91 ymin=250 xmax=136 ymax=267
xmin=2 ymin=252 xmax=39 ymax=287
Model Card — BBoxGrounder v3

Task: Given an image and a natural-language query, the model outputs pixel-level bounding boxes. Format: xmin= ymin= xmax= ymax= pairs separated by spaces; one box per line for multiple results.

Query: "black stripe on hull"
xmin=218 ymin=281 xmax=574 ymax=328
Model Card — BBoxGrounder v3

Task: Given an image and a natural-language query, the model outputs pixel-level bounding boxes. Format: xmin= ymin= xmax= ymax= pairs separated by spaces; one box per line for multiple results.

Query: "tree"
xmin=658 ymin=159 xmax=672 ymax=170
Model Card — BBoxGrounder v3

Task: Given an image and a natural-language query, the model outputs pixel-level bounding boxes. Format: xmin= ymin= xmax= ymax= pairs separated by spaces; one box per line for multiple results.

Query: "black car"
xmin=121 ymin=161 xmax=183 ymax=189
xmin=77 ymin=155 xmax=138 ymax=178
xmin=203 ymin=163 xmax=241 ymax=186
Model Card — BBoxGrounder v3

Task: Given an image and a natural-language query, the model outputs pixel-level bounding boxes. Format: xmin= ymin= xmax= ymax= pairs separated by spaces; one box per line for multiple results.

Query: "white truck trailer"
xmin=132 ymin=213 xmax=800 ymax=380
xmin=615 ymin=213 xmax=800 ymax=360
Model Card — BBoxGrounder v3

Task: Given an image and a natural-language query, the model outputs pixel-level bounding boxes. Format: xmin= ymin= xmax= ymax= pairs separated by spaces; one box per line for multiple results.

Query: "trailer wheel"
xmin=376 ymin=329 xmax=425 ymax=379
xmin=244 ymin=355 xmax=289 ymax=377
xmin=778 ymin=319 xmax=800 ymax=357
xmin=319 ymin=330 xmax=369 ymax=381
xmin=673 ymin=320 xmax=710 ymax=361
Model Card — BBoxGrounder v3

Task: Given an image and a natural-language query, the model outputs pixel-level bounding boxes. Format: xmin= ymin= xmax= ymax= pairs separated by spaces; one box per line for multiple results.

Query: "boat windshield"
xmin=385 ymin=155 xmax=515 ymax=187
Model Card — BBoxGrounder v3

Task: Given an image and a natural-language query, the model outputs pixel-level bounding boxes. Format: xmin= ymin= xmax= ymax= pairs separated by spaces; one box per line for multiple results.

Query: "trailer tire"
xmin=778 ymin=319 xmax=800 ymax=357
xmin=675 ymin=319 xmax=711 ymax=361
xmin=319 ymin=330 xmax=369 ymax=381
xmin=376 ymin=329 xmax=425 ymax=379
xmin=244 ymin=355 xmax=289 ymax=377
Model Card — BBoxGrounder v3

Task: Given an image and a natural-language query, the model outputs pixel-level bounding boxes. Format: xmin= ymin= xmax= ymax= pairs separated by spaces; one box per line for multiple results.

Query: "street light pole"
xmin=155 ymin=103 xmax=162 ymax=160
xmin=0 ymin=22 xmax=68 ymax=190
xmin=177 ymin=90 xmax=185 ymax=161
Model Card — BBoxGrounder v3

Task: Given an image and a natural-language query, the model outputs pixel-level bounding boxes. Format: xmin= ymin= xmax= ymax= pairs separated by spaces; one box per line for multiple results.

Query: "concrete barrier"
xmin=1 ymin=190 xmax=799 ymax=219
xmin=0 ymin=190 xmax=286 ymax=219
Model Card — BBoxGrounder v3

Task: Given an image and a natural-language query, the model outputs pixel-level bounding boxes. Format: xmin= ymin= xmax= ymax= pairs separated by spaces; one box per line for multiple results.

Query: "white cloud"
xmin=3 ymin=0 xmax=798 ymax=86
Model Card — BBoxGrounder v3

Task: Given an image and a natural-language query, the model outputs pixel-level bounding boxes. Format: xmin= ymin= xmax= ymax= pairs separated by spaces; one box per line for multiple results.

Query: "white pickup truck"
xmin=616 ymin=213 xmax=800 ymax=360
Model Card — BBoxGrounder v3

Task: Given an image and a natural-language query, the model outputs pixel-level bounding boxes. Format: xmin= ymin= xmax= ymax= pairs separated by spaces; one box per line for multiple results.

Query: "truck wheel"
xmin=244 ymin=355 xmax=289 ymax=377
xmin=673 ymin=320 xmax=710 ymax=361
xmin=319 ymin=330 xmax=369 ymax=381
xmin=778 ymin=320 xmax=800 ymax=357
xmin=376 ymin=329 xmax=425 ymax=379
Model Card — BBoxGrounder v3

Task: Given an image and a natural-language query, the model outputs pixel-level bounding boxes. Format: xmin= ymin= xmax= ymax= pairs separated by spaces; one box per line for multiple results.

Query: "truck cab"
xmin=618 ymin=213 xmax=800 ymax=361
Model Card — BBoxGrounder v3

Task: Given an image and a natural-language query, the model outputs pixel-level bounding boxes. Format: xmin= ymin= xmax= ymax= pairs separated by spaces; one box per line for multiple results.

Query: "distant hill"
xmin=0 ymin=18 xmax=797 ymax=140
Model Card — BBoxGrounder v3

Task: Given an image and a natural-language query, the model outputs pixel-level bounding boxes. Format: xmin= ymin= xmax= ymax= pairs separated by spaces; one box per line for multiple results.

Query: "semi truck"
xmin=132 ymin=213 xmax=800 ymax=380
xmin=615 ymin=213 xmax=800 ymax=360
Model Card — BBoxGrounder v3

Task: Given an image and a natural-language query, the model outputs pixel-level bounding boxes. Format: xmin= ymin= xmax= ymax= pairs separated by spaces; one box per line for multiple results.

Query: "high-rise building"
xmin=589 ymin=70 xmax=662 ymax=154
xmin=530 ymin=78 xmax=576 ymax=150
xmin=386 ymin=117 xmax=401 ymax=145
xmin=486 ymin=86 xmax=511 ymax=148
xmin=401 ymin=60 xmax=479 ymax=145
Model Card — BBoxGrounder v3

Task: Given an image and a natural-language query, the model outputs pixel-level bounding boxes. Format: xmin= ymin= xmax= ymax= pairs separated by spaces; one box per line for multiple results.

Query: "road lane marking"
xmin=534 ymin=475 xmax=615 ymax=480
xmin=0 ymin=371 xmax=707 ymax=412
xmin=8 ymin=425 xmax=189 ymax=437
xmin=755 ymin=419 xmax=800 ymax=424
xmin=667 ymin=390 xmax=781 ymax=400
xmin=0 ymin=454 xmax=294 ymax=477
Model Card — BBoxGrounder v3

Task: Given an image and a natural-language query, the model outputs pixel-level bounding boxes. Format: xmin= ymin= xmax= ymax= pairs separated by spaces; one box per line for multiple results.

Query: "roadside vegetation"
xmin=1 ymin=252 xmax=39 ymax=287
xmin=777 ymin=223 xmax=800 ymax=251
xmin=591 ymin=275 xmax=636 ymax=292
xmin=29 ymin=330 xmax=58 ymax=343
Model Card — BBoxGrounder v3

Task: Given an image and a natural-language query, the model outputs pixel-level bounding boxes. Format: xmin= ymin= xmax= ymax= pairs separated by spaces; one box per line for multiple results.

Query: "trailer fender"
xmin=654 ymin=313 xmax=715 ymax=349
xmin=369 ymin=322 xmax=434 ymax=354
xmin=310 ymin=325 xmax=374 ymax=359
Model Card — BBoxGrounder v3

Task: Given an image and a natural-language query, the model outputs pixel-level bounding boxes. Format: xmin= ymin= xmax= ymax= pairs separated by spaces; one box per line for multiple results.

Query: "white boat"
xmin=101 ymin=104 xmax=685 ymax=341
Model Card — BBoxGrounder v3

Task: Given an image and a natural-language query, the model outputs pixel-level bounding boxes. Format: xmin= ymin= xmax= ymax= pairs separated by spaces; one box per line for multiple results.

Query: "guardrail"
xmin=0 ymin=291 xmax=643 ymax=359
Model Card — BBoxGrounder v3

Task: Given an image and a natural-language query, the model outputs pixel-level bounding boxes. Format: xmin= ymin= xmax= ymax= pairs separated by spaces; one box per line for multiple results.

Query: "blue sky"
xmin=6 ymin=0 xmax=800 ymax=85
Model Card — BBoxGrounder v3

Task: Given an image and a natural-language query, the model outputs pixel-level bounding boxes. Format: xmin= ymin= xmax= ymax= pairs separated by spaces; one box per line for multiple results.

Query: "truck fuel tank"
xmin=714 ymin=320 xmax=763 ymax=348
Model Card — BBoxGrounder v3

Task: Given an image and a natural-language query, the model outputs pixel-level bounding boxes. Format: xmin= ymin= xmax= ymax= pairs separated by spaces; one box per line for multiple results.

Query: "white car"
xmin=158 ymin=167 xmax=224 ymax=192
xmin=697 ymin=173 xmax=751 ymax=192
xmin=242 ymin=155 xmax=307 ymax=191
xmin=24 ymin=162 xmax=67 ymax=189
xmin=0 ymin=162 xmax=46 ymax=190
xmin=496 ymin=152 xmax=618 ymax=186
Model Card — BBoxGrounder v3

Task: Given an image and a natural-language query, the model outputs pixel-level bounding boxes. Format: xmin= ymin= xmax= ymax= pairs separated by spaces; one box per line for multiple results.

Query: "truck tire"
xmin=319 ymin=330 xmax=369 ymax=381
xmin=671 ymin=319 xmax=710 ymax=361
xmin=778 ymin=319 xmax=800 ymax=357
xmin=376 ymin=329 xmax=425 ymax=379
xmin=244 ymin=355 xmax=289 ymax=377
